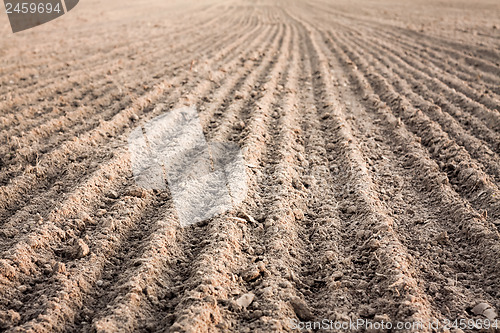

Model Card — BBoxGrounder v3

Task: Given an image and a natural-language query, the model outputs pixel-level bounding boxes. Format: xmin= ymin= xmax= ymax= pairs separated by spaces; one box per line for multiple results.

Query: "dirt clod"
xmin=126 ymin=188 xmax=147 ymax=198
xmin=241 ymin=264 xmax=263 ymax=282
xmin=345 ymin=205 xmax=357 ymax=215
xmin=436 ymin=231 xmax=449 ymax=244
xmin=53 ymin=262 xmax=67 ymax=275
xmin=290 ymin=297 xmax=314 ymax=321
xmin=235 ymin=121 xmax=246 ymax=130
xmin=73 ymin=239 xmax=90 ymax=259
xmin=0 ymin=310 xmax=21 ymax=329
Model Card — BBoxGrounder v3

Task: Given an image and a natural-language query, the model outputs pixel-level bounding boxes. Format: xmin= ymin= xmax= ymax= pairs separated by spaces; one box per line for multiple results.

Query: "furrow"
xmin=1 ymin=19 xmax=277 ymax=330
xmin=358 ymin=32 xmax=500 ymax=132
xmin=0 ymin=12 xmax=264 ymax=225
xmin=0 ymin=6 xmax=246 ymax=132
xmin=316 ymin=11 xmax=500 ymax=92
xmin=381 ymin=27 xmax=500 ymax=78
xmin=314 ymin=23 xmax=500 ymax=324
xmin=327 ymin=29 xmax=500 ymax=223
xmin=79 ymin=22 xmax=282 ymax=333
xmin=321 ymin=23 xmax=500 ymax=271
xmin=349 ymin=32 xmax=500 ymax=155
xmin=0 ymin=3 xmax=245 ymax=105
xmin=0 ymin=3 xmax=272 ymax=267
xmin=0 ymin=12 xmax=261 ymax=181
xmin=165 ymin=20 xmax=295 ymax=333
xmin=288 ymin=11 xmax=438 ymax=328
xmin=0 ymin=3 xmax=233 ymax=97
xmin=337 ymin=31 xmax=500 ymax=184
xmin=221 ymin=20 xmax=344 ymax=331
xmin=374 ymin=29 xmax=500 ymax=94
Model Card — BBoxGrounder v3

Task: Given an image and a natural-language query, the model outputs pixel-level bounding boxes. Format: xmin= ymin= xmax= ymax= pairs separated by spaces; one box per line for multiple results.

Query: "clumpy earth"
xmin=0 ymin=0 xmax=499 ymax=332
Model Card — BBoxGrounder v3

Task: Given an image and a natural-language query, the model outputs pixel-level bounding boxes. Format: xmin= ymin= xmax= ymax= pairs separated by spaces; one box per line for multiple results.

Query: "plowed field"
xmin=0 ymin=0 xmax=499 ymax=332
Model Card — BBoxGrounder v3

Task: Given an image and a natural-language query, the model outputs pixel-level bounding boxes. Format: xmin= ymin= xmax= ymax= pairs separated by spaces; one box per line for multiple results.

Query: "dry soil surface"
xmin=0 ymin=0 xmax=499 ymax=332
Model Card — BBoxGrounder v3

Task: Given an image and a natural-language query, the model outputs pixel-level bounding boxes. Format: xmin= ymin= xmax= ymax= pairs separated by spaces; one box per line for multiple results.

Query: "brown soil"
xmin=0 ymin=0 xmax=499 ymax=332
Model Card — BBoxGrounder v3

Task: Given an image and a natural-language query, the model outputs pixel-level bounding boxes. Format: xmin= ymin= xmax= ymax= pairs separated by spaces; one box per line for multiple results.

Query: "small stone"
xmin=107 ymin=190 xmax=119 ymax=199
xmin=356 ymin=230 xmax=365 ymax=240
xmin=261 ymin=287 xmax=273 ymax=297
xmin=264 ymin=218 xmax=274 ymax=228
xmin=228 ymin=299 xmax=241 ymax=312
xmin=235 ymin=293 xmax=255 ymax=308
xmin=43 ymin=264 xmax=53 ymax=275
xmin=237 ymin=212 xmax=257 ymax=224
xmin=367 ymin=239 xmax=381 ymax=250
xmin=250 ymin=309 xmax=263 ymax=318
xmin=17 ymin=285 xmax=29 ymax=293
xmin=254 ymin=246 xmax=264 ymax=255
xmin=373 ymin=314 xmax=391 ymax=323
xmin=279 ymin=280 xmax=292 ymax=289
xmin=483 ymin=308 xmax=497 ymax=320
xmin=290 ymin=297 xmax=314 ymax=321
xmin=346 ymin=205 xmax=357 ymax=215
xmin=292 ymin=179 xmax=304 ymax=190
xmin=10 ymin=300 xmax=23 ymax=311
xmin=235 ymin=121 xmax=245 ymax=130
xmin=130 ymin=114 xmax=139 ymax=121
xmin=357 ymin=280 xmax=369 ymax=289
xmin=96 ymin=280 xmax=104 ymax=287
xmin=470 ymin=302 xmax=497 ymax=320
xmin=326 ymin=143 xmax=336 ymax=151
xmin=359 ymin=305 xmax=376 ymax=317
xmin=472 ymin=302 xmax=490 ymax=315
